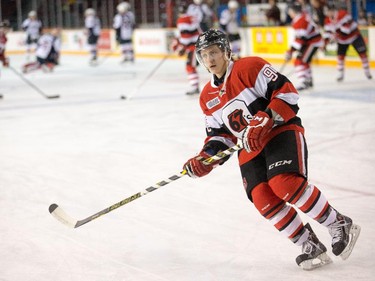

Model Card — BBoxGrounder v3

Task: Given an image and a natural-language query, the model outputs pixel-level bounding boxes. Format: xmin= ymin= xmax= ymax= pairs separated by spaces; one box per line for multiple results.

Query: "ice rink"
xmin=1 ymin=54 xmax=374 ymax=281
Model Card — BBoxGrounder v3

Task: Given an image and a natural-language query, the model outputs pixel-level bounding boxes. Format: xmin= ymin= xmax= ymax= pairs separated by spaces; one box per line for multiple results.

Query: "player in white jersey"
xmin=182 ymin=29 xmax=360 ymax=270
xmin=22 ymin=10 xmax=43 ymax=59
xmin=22 ymin=29 xmax=61 ymax=74
xmin=187 ymin=0 xmax=216 ymax=32
xmin=84 ymin=8 xmax=101 ymax=65
xmin=113 ymin=2 xmax=136 ymax=63
xmin=219 ymin=0 xmax=241 ymax=58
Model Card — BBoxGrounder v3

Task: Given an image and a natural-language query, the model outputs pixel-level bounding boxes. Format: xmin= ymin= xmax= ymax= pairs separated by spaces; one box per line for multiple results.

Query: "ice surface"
xmin=0 ymin=54 xmax=374 ymax=281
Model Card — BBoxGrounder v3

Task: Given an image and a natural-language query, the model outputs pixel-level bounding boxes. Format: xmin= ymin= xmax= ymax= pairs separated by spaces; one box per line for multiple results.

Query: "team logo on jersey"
xmin=206 ymin=97 xmax=220 ymax=109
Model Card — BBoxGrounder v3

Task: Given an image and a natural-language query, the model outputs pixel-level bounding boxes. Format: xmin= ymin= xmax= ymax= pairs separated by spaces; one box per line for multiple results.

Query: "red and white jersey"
xmin=176 ymin=13 xmax=200 ymax=51
xmin=36 ymin=33 xmax=60 ymax=59
xmin=323 ymin=9 xmax=360 ymax=45
xmin=0 ymin=32 xmax=7 ymax=53
xmin=291 ymin=12 xmax=323 ymax=50
xmin=199 ymin=57 xmax=303 ymax=165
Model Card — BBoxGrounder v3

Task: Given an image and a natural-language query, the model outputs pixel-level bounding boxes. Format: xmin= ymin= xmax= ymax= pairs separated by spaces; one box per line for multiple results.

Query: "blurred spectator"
xmin=265 ymin=0 xmax=281 ymax=26
xmin=367 ymin=13 xmax=375 ymax=25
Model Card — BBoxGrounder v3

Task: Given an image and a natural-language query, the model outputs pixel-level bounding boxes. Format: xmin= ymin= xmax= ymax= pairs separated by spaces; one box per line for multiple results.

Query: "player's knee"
xmin=251 ymin=182 xmax=285 ymax=219
xmin=268 ymin=173 xmax=307 ymax=204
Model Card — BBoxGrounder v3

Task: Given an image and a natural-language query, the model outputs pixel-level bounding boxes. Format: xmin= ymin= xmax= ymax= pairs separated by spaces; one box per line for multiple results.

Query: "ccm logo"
xmin=269 ymin=160 xmax=292 ymax=170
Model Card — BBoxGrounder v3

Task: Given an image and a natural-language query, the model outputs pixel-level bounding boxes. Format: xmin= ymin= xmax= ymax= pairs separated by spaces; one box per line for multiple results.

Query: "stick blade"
xmin=47 ymin=95 xmax=60 ymax=99
xmin=49 ymin=203 xmax=78 ymax=228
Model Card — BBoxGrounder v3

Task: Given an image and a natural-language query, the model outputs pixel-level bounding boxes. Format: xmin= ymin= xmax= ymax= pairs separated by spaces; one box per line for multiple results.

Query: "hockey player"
xmin=187 ymin=0 xmax=217 ymax=32
xmin=172 ymin=3 xmax=201 ymax=96
xmin=285 ymin=4 xmax=323 ymax=91
xmin=113 ymin=2 xmax=136 ymax=64
xmin=0 ymin=21 xmax=10 ymax=67
xmin=84 ymin=8 xmax=101 ymax=65
xmin=22 ymin=10 xmax=43 ymax=60
xmin=22 ymin=29 xmax=61 ymax=74
xmin=323 ymin=4 xmax=372 ymax=81
xmin=182 ymin=29 xmax=361 ymax=270
xmin=219 ymin=0 xmax=241 ymax=58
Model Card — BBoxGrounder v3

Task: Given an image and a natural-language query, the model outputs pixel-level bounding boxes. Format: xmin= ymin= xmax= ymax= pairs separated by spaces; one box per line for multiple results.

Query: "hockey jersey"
xmin=176 ymin=13 xmax=200 ymax=51
xmin=199 ymin=57 xmax=303 ymax=165
xmin=36 ymin=33 xmax=60 ymax=59
xmin=113 ymin=12 xmax=135 ymax=40
xmin=323 ymin=9 xmax=360 ymax=45
xmin=0 ymin=31 xmax=7 ymax=53
xmin=291 ymin=12 xmax=323 ymax=51
xmin=22 ymin=18 xmax=42 ymax=40
xmin=85 ymin=15 xmax=101 ymax=37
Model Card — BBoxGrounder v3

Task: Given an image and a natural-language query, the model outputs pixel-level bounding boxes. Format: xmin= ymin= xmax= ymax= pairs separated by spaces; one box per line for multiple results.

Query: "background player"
xmin=113 ymin=2 xmax=136 ymax=64
xmin=0 ymin=21 xmax=10 ymax=67
xmin=172 ymin=3 xmax=201 ymax=95
xmin=323 ymin=4 xmax=372 ymax=81
xmin=219 ymin=0 xmax=241 ymax=59
xmin=285 ymin=4 xmax=323 ymax=91
xmin=22 ymin=29 xmax=61 ymax=73
xmin=22 ymin=10 xmax=42 ymax=60
xmin=84 ymin=8 xmax=101 ymax=66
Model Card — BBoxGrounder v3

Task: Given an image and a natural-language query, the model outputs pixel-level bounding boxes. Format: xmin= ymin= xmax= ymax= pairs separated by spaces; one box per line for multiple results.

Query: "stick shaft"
xmin=49 ymin=143 xmax=242 ymax=228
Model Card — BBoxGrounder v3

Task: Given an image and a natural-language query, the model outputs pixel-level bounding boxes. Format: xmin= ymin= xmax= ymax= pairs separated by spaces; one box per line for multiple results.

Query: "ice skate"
xmin=296 ymin=223 xmax=332 ymax=270
xmin=186 ymin=87 xmax=200 ymax=96
xmin=296 ymin=81 xmax=312 ymax=91
xmin=328 ymin=212 xmax=361 ymax=260
xmin=337 ymin=72 xmax=344 ymax=82
xmin=365 ymin=73 xmax=372 ymax=80
xmin=89 ymin=56 xmax=98 ymax=66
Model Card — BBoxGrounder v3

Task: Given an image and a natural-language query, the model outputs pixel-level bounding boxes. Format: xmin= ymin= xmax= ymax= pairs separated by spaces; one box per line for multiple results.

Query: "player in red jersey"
xmin=0 ymin=21 xmax=10 ymax=67
xmin=285 ymin=4 xmax=323 ymax=91
xmin=182 ymin=29 xmax=361 ymax=270
xmin=172 ymin=3 xmax=201 ymax=95
xmin=323 ymin=4 xmax=372 ymax=81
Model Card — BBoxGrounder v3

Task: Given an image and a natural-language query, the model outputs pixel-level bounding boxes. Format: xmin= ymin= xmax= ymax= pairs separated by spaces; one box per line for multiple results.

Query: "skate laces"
xmin=328 ymin=218 xmax=349 ymax=244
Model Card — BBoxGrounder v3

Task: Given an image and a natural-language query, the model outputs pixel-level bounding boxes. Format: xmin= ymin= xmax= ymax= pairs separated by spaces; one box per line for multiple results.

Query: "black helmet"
xmin=195 ymin=29 xmax=231 ymax=64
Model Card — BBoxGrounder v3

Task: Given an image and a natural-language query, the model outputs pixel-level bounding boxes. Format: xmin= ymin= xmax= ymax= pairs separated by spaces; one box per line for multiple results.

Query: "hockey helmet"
xmin=195 ymin=29 xmax=231 ymax=65
xmin=287 ymin=3 xmax=303 ymax=14
xmin=117 ymin=2 xmax=130 ymax=13
xmin=228 ymin=0 xmax=239 ymax=10
xmin=28 ymin=10 xmax=37 ymax=18
xmin=193 ymin=0 xmax=203 ymax=5
xmin=85 ymin=8 xmax=96 ymax=17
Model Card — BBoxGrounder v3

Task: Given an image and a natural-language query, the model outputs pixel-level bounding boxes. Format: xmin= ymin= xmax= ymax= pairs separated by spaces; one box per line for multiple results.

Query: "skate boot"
xmin=328 ymin=212 xmax=361 ymax=260
xmin=337 ymin=72 xmax=344 ymax=82
xmin=296 ymin=223 xmax=332 ymax=270
xmin=296 ymin=81 xmax=311 ymax=91
xmin=186 ymin=88 xmax=200 ymax=96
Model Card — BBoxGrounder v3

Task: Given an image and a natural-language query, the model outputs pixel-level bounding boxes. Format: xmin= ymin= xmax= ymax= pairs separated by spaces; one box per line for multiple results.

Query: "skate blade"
xmin=299 ymin=252 xmax=333 ymax=271
xmin=340 ymin=224 xmax=361 ymax=260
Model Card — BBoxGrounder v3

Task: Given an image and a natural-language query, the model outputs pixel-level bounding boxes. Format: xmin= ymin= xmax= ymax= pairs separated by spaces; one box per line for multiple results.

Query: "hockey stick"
xmin=120 ymin=54 xmax=170 ymax=100
xmin=49 ymin=143 xmax=243 ymax=228
xmin=9 ymin=66 xmax=60 ymax=99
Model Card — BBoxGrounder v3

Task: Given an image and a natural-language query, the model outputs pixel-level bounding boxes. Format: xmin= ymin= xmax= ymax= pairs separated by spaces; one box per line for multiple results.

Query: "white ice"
xmin=0 ymin=54 xmax=374 ymax=281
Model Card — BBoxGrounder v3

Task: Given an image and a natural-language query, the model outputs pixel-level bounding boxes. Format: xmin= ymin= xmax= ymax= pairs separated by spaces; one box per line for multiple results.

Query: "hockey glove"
xmin=241 ymin=111 xmax=274 ymax=153
xmin=183 ymin=151 xmax=215 ymax=178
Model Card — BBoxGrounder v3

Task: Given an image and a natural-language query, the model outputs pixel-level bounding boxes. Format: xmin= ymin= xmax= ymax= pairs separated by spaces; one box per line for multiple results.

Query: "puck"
xmin=120 ymin=95 xmax=127 ymax=100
